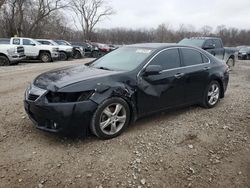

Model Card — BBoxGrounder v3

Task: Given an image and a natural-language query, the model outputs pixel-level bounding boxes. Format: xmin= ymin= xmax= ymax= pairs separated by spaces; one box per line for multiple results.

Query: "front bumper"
xmin=238 ymin=54 xmax=250 ymax=60
xmin=24 ymin=86 xmax=98 ymax=136
xmin=8 ymin=54 xmax=26 ymax=63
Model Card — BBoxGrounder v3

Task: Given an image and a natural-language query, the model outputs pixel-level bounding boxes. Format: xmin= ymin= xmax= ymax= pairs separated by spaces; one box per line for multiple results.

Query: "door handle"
xmin=203 ymin=67 xmax=211 ymax=70
xmin=174 ymin=73 xmax=185 ymax=79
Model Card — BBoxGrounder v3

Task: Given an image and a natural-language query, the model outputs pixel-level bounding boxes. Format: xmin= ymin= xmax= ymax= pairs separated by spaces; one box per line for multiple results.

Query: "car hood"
xmin=33 ymin=65 xmax=121 ymax=91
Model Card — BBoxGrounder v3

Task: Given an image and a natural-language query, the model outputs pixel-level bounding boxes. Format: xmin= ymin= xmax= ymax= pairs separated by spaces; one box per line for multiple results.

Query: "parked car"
xmin=179 ymin=37 xmax=236 ymax=68
xmin=4 ymin=37 xmax=59 ymax=62
xmin=24 ymin=43 xmax=229 ymax=139
xmin=0 ymin=42 xmax=25 ymax=66
xmin=90 ymin=43 xmax=111 ymax=58
xmin=36 ymin=39 xmax=73 ymax=61
xmin=71 ymin=42 xmax=93 ymax=57
xmin=54 ymin=40 xmax=84 ymax=59
xmin=238 ymin=46 xmax=250 ymax=60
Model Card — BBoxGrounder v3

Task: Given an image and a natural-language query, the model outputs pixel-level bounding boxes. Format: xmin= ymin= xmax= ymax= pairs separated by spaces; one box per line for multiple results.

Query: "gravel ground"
xmin=0 ymin=59 xmax=249 ymax=188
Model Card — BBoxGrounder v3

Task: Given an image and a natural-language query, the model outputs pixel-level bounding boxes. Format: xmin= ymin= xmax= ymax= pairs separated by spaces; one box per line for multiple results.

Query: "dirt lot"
xmin=0 ymin=59 xmax=249 ymax=188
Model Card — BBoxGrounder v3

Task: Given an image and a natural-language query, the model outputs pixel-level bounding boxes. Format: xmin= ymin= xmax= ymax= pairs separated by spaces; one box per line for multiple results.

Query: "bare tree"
xmin=1 ymin=0 xmax=68 ymax=37
xmin=70 ymin=0 xmax=115 ymax=40
xmin=0 ymin=0 xmax=6 ymax=9
xmin=200 ymin=25 xmax=213 ymax=36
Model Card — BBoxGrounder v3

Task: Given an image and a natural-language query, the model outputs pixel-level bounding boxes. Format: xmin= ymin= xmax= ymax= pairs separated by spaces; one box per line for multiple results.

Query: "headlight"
xmin=46 ymin=91 xmax=94 ymax=103
xmin=52 ymin=48 xmax=59 ymax=52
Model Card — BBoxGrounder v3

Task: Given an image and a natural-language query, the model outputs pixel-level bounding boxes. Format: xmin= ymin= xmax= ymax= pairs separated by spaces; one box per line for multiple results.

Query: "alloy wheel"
xmin=41 ymin=54 xmax=49 ymax=62
xmin=207 ymin=84 xmax=220 ymax=106
xmin=99 ymin=103 xmax=127 ymax=135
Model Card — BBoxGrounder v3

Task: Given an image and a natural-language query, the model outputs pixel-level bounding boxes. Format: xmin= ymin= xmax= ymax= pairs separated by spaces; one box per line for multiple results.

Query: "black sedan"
xmin=238 ymin=46 xmax=250 ymax=60
xmin=24 ymin=43 xmax=229 ymax=139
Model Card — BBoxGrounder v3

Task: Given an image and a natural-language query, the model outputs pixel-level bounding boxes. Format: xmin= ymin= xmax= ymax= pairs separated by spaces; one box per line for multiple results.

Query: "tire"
xmin=0 ymin=56 xmax=10 ymax=66
xmin=40 ymin=52 xmax=52 ymax=63
xmin=73 ymin=50 xmax=81 ymax=59
xmin=227 ymin=58 xmax=235 ymax=68
xmin=202 ymin=80 xmax=221 ymax=108
xmin=92 ymin=51 xmax=99 ymax=58
xmin=90 ymin=97 xmax=131 ymax=139
xmin=59 ymin=51 xmax=68 ymax=61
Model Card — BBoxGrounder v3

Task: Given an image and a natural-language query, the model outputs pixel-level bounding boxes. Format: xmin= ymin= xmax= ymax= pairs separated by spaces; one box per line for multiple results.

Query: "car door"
xmin=213 ymin=39 xmax=224 ymax=60
xmin=22 ymin=39 xmax=37 ymax=57
xmin=179 ymin=48 xmax=211 ymax=103
xmin=137 ymin=48 xmax=186 ymax=115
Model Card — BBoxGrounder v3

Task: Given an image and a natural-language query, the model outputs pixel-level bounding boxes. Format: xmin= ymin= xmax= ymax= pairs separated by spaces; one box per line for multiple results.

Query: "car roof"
xmin=189 ymin=37 xmax=221 ymax=40
xmin=126 ymin=43 xmax=205 ymax=50
xmin=127 ymin=43 xmax=177 ymax=49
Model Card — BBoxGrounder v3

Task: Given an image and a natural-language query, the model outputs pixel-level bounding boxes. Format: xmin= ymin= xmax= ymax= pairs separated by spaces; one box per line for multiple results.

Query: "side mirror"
xmin=143 ymin=65 xmax=162 ymax=76
xmin=204 ymin=44 xmax=215 ymax=50
xmin=31 ymin=43 xmax=36 ymax=46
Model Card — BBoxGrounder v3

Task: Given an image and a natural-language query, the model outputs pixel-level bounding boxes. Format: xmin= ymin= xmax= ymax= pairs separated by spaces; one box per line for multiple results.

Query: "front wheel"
xmin=40 ymin=52 xmax=52 ymax=63
xmin=202 ymin=81 xmax=221 ymax=108
xmin=90 ymin=97 xmax=130 ymax=139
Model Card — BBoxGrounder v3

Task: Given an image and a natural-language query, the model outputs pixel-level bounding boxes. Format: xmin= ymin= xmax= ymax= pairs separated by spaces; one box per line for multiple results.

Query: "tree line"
xmin=0 ymin=0 xmax=250 ymax=46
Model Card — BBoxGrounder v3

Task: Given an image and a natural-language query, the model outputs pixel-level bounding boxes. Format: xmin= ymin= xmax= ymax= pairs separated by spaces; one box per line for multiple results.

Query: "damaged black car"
xmin=24 ymin=44 xmax=229 ymax=139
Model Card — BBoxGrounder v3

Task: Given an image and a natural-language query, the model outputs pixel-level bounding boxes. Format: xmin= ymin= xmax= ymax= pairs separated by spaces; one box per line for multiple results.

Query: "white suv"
xmin=10 ymin=37 xmax=59 ymax=62
xmin=36 ymin=39 xmax=73 ymax=61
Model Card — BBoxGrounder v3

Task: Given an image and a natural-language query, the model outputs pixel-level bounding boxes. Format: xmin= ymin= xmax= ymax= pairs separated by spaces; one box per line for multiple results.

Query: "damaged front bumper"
xmin=24 ymin=86 xmax=98 ymax=135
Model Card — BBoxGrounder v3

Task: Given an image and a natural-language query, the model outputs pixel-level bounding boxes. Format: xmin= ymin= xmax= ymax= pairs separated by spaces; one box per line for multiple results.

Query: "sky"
xmin=93 ymin=0 xmax=250 ymax=31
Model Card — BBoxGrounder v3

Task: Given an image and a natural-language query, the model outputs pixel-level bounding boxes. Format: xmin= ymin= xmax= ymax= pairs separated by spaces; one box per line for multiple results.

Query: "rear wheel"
xmin=202 ymin=81 xmax=221 ymax=108
xmin=59 ymin=51 xmax=68 ymax=61
xmin=40 ymin=52 xmax=52 ymax=63
xmin=0 ymin=56 xmax=10 ymax=66
xmin=90 ymin=97 xmax=130 ymax=139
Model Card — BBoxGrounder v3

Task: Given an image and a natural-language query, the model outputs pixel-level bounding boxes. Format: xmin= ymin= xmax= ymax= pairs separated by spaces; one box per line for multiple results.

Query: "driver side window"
xmin=150 ymin=49 xmax=181 ymax=70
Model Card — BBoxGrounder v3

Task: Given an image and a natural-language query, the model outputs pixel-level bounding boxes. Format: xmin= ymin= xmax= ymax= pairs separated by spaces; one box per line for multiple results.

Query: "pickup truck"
xmin=179 ymin=37 xmax=236 ymax=68
xmin=36 ymin=39 xmax=73 ymax=61
xmin=0 ymin=38 xmax=59 ymax=63
xmin=54 ymin=40 xmax=85 ymax=59
xmin=0 ymin=44 xmax=25 ymax=66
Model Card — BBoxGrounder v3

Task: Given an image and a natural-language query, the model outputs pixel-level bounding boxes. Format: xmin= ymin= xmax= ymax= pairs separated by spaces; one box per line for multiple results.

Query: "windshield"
xmin=239 ymin=47 xmax=250 ymax=52
xmin=31 ymin=39 xmax=42 ymax=45
xmin=91 ymin=47 xmax=154 ymax=71
xmin=178 ymin=38 xmax=205 ymax=48
xmin=54 ymin=40 xmax=71 ymax=46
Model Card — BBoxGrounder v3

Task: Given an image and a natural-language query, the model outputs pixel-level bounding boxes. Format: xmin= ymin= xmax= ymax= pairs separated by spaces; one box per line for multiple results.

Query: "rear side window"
xmin=202 ymin=54 xmax=210 ymax=63
xmin=13 ymin=38 xmax=20 ymax=45
xmin=181 ymin=48 xmax=203 ymax=66
xmin=150 ymin=49 xmax=181 ymax=70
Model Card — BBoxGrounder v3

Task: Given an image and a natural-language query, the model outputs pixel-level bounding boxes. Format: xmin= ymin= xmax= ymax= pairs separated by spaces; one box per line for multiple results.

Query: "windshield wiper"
xmin=95 ymin=66 xmax=112 ymax=71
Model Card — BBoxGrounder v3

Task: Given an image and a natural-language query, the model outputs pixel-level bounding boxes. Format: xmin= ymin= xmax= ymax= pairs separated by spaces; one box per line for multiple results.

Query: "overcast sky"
xmin=94 ymin=0 xmax=250 ymax=31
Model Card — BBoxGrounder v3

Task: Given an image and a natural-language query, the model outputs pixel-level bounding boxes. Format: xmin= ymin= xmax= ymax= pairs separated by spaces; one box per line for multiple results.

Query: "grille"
xmin=28 ymin=94 xmax=39 ymax=101
xmin=17 ymin=46 xmax=24 ymax=53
